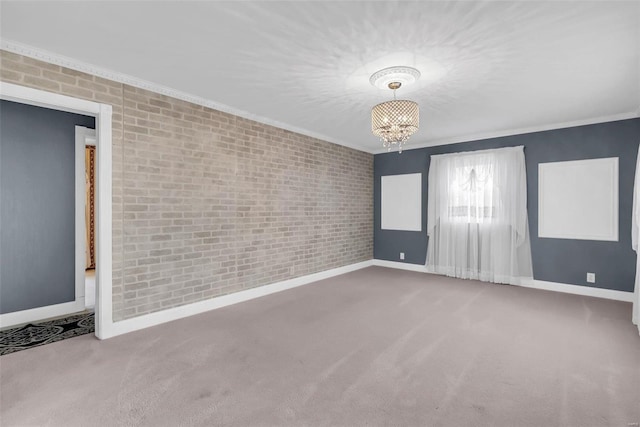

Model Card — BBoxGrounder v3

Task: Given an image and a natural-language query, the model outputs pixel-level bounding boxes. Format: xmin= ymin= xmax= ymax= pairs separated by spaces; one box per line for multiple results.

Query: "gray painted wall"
xmin=0 ymin=100 xmax=95 ymax=314
xmin=374 ymin=118 xmax=640 ymax=292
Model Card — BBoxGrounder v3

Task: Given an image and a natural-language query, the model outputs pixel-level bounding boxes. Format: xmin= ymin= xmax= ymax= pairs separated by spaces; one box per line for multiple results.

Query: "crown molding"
xmin=3 ymin=39 xmax=638 ymax=156
xmin=0 ymin=39 xmax=371 ymax=153
xmin=373 ymin=111 xmax=640 ymax=154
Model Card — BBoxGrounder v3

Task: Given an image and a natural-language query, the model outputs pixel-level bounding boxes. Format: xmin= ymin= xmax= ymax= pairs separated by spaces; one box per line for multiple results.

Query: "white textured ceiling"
xmin=1 ymin=1 xmax=639 ymax=153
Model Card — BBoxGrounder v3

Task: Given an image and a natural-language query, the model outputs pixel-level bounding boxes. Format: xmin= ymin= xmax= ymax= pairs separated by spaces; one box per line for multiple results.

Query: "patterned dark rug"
xmin=0 ymin=312 xmax=94 ymax=356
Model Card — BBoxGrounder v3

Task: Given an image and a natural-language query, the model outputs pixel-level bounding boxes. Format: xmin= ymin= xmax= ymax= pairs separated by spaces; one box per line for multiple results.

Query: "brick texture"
xmin=1 ymin=50 xmax=373 ymax=321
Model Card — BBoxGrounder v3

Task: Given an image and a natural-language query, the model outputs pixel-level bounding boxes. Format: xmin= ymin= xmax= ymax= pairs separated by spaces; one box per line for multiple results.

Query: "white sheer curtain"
xmin=426 ymin=146 xmax=533 ymax=285
xmin=630 ymin=149 xmax=640 ymax=335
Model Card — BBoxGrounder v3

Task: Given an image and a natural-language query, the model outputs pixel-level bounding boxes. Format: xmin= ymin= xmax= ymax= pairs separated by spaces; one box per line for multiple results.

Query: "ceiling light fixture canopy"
xmin=369 ymin=66 xmax=421 ymax=90
xmin=370 ymin=66 xmax=420 ymax=153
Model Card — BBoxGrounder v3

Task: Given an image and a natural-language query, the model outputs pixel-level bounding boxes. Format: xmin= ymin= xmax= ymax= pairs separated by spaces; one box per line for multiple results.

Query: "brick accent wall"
xmin=1 ymin=50 xmax=373 ymax=321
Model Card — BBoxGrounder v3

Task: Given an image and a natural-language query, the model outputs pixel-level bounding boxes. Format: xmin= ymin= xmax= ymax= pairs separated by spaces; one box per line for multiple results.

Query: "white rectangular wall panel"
xmin=381 ymin=173 xmax=422 ymax=231
xmin=538 ymin=158 xmax=618 ymax=241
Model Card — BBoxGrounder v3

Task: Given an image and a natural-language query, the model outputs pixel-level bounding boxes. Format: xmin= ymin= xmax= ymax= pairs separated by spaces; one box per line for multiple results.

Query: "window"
xmin=447 ymin=164 xmax=496 ymax=223
xmin=426 ymin=146 xmax=532 ymax=285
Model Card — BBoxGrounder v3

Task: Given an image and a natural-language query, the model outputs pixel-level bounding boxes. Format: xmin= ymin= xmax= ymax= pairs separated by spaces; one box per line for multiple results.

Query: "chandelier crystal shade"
xmin=371 ymin=99 xmax=419 ymax=152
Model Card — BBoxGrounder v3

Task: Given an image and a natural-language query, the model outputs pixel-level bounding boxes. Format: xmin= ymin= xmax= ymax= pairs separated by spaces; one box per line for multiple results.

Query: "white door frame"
xmin=75 ymin=126 xmax=96 ymax=309
xmin=0 ymin=82 xmax=113 ymax=339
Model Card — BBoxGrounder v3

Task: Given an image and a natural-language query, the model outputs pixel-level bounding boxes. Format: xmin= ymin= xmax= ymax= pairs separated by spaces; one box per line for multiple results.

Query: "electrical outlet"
xmin=400 ymin=252 xmax=405 ymax=260
xmin=586 ymin=272 xmax=595 ymax=283
xmin=290 ymin=266 xmax=295 ymax=276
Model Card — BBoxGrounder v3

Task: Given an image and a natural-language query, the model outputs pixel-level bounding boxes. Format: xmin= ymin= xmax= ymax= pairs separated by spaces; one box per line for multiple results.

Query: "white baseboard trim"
xmin=107 ymin=260 xmax=374 ymax=338
xmin=519 ymin=279 xmax=634 ymax=302
xmin=0 ymin=299 xmax=85 ymax=329
xmin=372 ymin=259 xmax=430 ymax=273
xmin=371 ymin=259 xmax=634 ymax=302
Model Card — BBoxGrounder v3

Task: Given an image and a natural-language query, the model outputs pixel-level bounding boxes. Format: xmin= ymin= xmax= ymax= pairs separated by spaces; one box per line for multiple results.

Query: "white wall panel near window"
xmin=381 ymin=173 xmax=422 ymax=231
xmin=538 ymin=157 xmax=618 ymax=241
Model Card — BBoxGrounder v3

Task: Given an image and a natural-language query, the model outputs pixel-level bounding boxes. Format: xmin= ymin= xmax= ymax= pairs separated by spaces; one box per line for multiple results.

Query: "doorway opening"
xmin=78 ymin=126 xmax=97 ymax=310
xmin=0 ymin=82 xmax=113 ymax=340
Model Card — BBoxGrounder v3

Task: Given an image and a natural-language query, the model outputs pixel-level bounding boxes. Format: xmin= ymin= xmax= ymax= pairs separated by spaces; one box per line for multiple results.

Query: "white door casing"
xmin=0 ymin=82 xmax=113 ymax=339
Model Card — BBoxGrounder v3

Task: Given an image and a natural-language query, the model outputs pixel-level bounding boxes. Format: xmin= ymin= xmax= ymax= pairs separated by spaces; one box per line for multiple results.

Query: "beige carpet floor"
xmin=1 ymin=266 xmax=639 ymax=427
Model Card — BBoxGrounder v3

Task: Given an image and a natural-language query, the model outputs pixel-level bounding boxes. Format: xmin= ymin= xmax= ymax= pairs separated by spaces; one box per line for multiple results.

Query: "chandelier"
xmin=370 ymin=66 xmax=420 ymax=153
